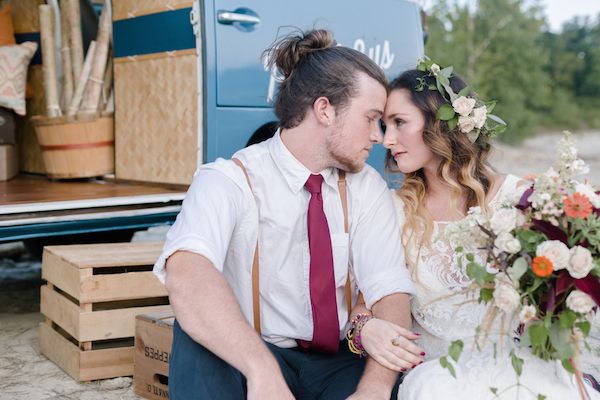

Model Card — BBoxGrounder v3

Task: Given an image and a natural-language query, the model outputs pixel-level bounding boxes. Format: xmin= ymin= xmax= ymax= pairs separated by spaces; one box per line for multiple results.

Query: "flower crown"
xmin=416 ymin=58 xmax=507 ymax=143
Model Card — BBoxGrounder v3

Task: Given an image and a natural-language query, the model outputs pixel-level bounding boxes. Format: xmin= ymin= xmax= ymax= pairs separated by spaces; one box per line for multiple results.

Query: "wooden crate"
xmin=134 ymin=311 xmax=175 ymax=400
xmin=39 ymin=242 xmax=171 ymax=381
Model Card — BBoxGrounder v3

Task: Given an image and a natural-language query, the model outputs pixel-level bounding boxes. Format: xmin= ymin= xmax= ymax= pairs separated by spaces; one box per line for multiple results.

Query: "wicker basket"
xmin=32 ymin=113 xmax=114 ymax=179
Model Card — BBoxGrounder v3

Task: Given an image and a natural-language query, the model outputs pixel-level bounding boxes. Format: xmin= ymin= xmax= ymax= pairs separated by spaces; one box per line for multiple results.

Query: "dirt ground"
xmin=0 ymin=131 xmax=599 ymax=400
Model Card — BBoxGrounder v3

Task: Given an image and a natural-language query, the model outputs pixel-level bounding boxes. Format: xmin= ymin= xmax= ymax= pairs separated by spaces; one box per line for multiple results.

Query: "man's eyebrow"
xmin=368 ymin=109 xmax=383 ymax=116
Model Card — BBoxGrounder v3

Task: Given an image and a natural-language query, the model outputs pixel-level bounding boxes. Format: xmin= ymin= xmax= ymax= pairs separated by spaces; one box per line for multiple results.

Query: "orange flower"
xmin=564 ymin=192 xmax=593 ymax=219
xmin=532 ymin=256 xmax=554 ymax=277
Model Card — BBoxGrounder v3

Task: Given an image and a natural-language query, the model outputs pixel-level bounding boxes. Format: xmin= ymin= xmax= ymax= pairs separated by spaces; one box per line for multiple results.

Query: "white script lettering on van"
xmin=353 ymin=39 xmax=395 ymax=70
xmin=265 ymin=39 xmax=395 ymax=103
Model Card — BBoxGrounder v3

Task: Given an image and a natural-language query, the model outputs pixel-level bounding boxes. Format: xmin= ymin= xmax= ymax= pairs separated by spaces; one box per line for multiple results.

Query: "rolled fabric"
xmin=39 ymin=4 xmax=62 ymax=117
xmin=59 ymin=0 xmax=74 ymax=112
xmin=67 ymin=40 xmax=96 ymax=116
xmin=65 ymin=0 xmax=84 ymax=89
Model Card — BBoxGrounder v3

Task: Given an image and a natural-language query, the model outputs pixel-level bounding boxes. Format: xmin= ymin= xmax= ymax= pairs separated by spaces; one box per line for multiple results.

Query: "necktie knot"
xmin=305 ymin=174 xmax=323 ymax=195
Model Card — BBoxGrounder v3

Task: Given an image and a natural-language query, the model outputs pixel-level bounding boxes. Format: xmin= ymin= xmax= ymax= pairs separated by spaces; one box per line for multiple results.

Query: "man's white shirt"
xmin=154 ymin=131 xmax=415 ymax=348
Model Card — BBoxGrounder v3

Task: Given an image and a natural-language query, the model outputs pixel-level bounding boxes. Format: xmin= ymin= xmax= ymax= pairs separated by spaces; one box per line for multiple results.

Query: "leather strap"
xmin=232 ymin=158 xmax=353 ymax=335
xmin=232 ymin=158 xmax=261 ymax=335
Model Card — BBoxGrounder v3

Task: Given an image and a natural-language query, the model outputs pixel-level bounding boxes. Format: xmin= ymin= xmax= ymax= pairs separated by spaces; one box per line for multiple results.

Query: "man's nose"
xmin=370 ymin=127 xmax=383 ymax=144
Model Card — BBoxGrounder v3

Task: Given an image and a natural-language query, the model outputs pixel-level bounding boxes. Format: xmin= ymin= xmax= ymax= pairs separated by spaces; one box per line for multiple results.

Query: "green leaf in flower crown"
xmin=485 ymin=100 xmax=497 ymax=114
xmin=561 ymin=358 xmax=575 ymax=373
xmin=487 ymin=114 xmax=507 ymax=127
xmin=467 ymin=129 xmax=480 ymax=143
xmin=549 ymin=320 xmax=575 ymax=359
xmin=529 ymin=322 xmax=549 ymax=347
xmin=509 ymin=257 xmax=528 ymax=281
xmin=449 ymin=340 xmax=464 ymax=362
xmin=439 ymin=356 xmax=457 ymax=378
xmin=437 ymin=104 xmax=456 ymax=121
xmin=577 ymin=321 xmax=591 ymax=337
xmin=510 ymin=350 xmax=524 ymax=377
xmin=458 ymin=86 xmax=471 ymax=98
xmin=440 ymin=66 xmax=454 ymax=79
xmin=558 ymin=310 xmax=577 ymax=329
xmin=448 ymin=117 xmax=458 ymax=131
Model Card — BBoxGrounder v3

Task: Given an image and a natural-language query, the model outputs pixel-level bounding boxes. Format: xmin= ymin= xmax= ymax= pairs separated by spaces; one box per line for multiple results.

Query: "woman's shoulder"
xmin=390 ymin=189 xmax=406 ymax=223
xmin=491 ymin=174 xmax=531 ymax=207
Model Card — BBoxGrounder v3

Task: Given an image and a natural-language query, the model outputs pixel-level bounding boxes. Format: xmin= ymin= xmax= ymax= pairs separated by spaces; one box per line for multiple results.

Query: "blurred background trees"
xmin=422 ymin=0 xmax=600 ymax=143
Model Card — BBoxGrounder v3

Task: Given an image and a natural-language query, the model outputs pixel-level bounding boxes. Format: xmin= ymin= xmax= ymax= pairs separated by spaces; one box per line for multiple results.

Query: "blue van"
xmin=1 ymin=0 xmax=424 ymax=243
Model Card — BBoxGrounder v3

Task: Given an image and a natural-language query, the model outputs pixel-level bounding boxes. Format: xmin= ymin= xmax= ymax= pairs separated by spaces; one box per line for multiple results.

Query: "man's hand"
xmin=247 ymin=368 xmax=295 ymax=400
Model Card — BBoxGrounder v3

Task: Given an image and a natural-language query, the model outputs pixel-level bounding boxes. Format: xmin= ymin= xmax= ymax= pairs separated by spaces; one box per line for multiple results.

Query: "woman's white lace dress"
xmin=395 ymin=175 xmax=600 ymax=400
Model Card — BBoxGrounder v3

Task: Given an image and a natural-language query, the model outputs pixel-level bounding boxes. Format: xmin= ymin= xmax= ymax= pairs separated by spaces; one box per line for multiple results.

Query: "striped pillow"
xmin=0 ymin=41 xmax=37 ymax=115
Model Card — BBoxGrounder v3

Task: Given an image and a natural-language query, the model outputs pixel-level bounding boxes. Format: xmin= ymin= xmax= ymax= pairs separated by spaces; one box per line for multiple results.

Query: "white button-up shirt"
xmin=154 ymin=131 xmax=415 ymax=348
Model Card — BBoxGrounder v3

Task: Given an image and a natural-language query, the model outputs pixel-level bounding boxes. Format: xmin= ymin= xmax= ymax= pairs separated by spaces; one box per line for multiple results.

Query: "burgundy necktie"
xmin=297 ymin=174 xmax=340 ymax=354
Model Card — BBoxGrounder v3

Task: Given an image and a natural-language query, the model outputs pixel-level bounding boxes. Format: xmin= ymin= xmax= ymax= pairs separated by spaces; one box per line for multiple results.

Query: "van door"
xmin=202 ymin=0 xmax=424 ymax=171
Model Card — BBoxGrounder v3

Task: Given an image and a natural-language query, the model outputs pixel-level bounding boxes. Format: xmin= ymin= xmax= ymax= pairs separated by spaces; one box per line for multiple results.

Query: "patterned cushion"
xmin=0 ymin=4 xmax=16 ymax=46
xmin=0 ymin=42 xmax=37 ymax=115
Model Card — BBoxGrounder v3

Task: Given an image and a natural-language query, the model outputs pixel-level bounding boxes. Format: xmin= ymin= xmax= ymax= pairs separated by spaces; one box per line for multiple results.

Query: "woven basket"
xmin=32 ymin=113 xmax=114 ymax=179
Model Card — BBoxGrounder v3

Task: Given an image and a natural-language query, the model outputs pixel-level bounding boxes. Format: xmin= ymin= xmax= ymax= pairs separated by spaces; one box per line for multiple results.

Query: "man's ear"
xmin=313 ymin=96 xmax=334 ymax=127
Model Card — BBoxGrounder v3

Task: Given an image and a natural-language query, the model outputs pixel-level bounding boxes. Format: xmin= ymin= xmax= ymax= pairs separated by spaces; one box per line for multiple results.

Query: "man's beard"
xmin=325 ymin=126 xmax=365 ymax=173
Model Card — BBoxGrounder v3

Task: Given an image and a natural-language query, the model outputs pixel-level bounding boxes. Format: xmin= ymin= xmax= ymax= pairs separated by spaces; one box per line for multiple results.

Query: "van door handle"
xmin=217 ymin=11 xmax=260 ymax=25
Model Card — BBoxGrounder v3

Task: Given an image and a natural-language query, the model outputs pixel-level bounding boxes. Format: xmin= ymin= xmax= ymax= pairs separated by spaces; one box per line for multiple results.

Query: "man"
xmin=153 ymin=29 xmax=422 ymax=399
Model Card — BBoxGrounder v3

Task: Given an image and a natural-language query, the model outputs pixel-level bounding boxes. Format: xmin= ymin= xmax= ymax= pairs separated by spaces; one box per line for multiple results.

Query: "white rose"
xmin=575 ymin=183 xmax=600 ymax=208
xmin=431 ymin=63 xmax=441 ymax=76
xmin=452 ymin=96 xmax=477 ymax=117
xmin=568 ymin=246 xmax=594 ymax=279
xmin=493 ymin=284 xmax=521 ymax=314
xmin=472 ymin=106 xmax=487 ymax=129
xmin=458 ymin=115 xmax=476 ymax=133
xmin=495 ymin=232 xmax=521 ymax=254
xmin=566 ymin=290 xmax=596 ymax=314
xmin=490 ymin=208 xmax=519 ymax=234
xmin=518 ymin=305 xmax=537 ymax=324
xmin=536 ymin=240 xmax=570 ymax=271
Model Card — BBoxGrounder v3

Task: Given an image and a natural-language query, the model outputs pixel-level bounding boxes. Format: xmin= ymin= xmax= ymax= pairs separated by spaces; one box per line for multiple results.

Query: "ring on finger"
xmin=391 ymin=336 xmax=402 ymax=346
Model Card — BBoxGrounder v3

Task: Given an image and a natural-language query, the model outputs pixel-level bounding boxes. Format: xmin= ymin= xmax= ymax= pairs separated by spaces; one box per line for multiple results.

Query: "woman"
xmin=347 ymin=63 xmax=600 ymax=399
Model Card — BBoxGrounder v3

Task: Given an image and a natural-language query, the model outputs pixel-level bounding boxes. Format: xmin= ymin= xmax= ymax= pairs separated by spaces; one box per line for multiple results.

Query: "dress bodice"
xmin=392 ymin=175 xmax=525 ymax=359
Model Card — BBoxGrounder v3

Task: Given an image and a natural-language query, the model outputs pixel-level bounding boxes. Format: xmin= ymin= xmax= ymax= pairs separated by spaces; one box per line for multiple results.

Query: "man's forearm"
xmin=356 ymin=293 xmax=412 ymax=396
xmin=165 ymin=251 xmax=279 ymax=378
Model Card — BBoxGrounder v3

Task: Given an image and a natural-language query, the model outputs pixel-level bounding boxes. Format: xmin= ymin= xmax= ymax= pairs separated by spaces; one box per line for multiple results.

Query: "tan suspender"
xmin=232 ymin=158 xmax=352 ymax=335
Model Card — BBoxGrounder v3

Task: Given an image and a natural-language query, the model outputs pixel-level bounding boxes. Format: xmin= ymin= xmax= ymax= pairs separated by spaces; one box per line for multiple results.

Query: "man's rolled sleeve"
xmin=351 ymin=175 xmax=415 ymax=309
xmin=153 ymin=166 xmax=244 ymax=284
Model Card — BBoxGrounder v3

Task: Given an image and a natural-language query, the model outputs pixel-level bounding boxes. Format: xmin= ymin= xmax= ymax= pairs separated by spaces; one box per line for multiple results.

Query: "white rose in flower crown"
xmin=490 ymin=208 xmax=519 ymax=234
xmin=431 ymin=63 xmax=441 ymax=76
xmin=452 ymin=96 xmax=477 ymax=117
xmin=536 ymin=240 xmax=570 ymax=271
xmin=518 ymin=305 xmax=537 ymax=324
xmin=575 ymin=182 xmax=600 ymax=208
xmin=568 ymin=245 xmax=594 ymax=279
xmin=493 ymin=283 xmax=521 ymax=314
xmin=494 ymin=232 xmax=521 ymax=254
xmin=472 ymin=106 xmax=487 ymax=129
xmin=566 ymin=290 xmax=596 ymax=314
xmin=458 ymin=115 xmax=476 ymax=133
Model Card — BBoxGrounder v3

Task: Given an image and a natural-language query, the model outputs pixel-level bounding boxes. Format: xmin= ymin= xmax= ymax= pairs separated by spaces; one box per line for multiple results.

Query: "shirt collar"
xmin=269 ymin=129 xmax=339 ymax=194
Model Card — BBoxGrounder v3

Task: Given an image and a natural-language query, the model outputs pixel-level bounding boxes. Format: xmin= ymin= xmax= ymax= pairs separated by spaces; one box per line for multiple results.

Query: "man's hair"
xmin=263 ymin=29 xmax=387 ymax=129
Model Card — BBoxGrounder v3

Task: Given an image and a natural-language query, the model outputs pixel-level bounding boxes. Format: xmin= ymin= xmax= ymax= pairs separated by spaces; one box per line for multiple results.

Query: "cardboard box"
xmin=0 ymin=108 xmax=16 ymax=145
xmin=39 ymin=242 xmax=171 ymax=381
xmin=134 ymin=312 xmax=175 ymax=400
xmin=0 ymin=144 xmax=18 ymax=181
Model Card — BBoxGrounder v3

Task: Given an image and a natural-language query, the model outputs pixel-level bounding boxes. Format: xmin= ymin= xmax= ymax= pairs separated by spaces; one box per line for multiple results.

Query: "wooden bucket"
xmin=32 ymin=113 xmax=114 ymax=179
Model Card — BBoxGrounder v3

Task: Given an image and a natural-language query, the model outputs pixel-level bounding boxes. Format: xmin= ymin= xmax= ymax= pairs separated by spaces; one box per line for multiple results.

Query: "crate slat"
xmin=80 ymin=270 xmax=168 ymax=303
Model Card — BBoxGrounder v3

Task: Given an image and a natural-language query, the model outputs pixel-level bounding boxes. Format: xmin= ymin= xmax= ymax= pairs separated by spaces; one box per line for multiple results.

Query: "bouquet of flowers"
xmin=443 ymin=132 xmax=599 ymax=397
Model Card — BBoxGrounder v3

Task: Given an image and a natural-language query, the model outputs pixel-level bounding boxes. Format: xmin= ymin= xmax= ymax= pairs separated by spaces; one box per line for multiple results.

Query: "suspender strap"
xmin=232 ymin=158 xmax=353 ymax=335
xmin=232 ymin=158 xmax=261 ymax=335
xmin=338 ymin=171 xmax=353 ymax=313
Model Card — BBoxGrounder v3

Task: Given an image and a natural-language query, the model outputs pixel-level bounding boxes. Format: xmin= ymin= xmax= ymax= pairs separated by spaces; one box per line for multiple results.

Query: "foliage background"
xmin=421 ymin=0 xmax=600 ymax=143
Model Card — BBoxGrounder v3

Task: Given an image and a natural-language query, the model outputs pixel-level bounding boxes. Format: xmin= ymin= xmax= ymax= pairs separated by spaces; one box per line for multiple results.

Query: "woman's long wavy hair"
xmin=387 ymin=70 xmax=496 ymax=278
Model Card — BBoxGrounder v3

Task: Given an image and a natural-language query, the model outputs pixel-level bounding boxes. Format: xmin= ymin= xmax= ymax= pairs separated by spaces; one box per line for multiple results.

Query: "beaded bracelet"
xmin=346 ymin=313 xmax=373 ymax=357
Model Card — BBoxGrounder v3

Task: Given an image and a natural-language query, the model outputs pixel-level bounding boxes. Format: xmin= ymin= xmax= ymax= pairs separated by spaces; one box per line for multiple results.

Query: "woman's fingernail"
xmin=414 ymin=332 xmax=421 ymax=336
xmin=420 ymin=352 xmax=426 ymax=356
xmin=401 ymin=368 xmax=407 ymax=372
xmin=411 ymin=364 xmax=417 ymax=368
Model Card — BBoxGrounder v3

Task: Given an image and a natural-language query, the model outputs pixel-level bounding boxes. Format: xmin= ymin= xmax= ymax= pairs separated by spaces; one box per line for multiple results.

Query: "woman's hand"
xmin=360 ymin=318 xmax=425 ymax=372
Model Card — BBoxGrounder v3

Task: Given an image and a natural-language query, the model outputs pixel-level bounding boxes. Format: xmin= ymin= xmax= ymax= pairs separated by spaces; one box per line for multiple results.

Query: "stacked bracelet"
xmin=346 ymin=313 xmax=373 ymax=357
